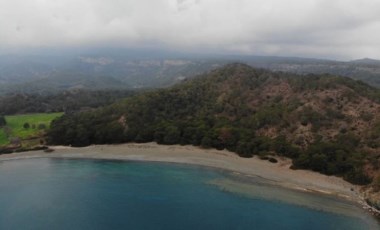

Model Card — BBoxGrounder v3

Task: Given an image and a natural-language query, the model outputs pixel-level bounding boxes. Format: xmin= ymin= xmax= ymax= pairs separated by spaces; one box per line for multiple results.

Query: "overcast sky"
xmin=0 ymin=0 xmax=379 ymax=60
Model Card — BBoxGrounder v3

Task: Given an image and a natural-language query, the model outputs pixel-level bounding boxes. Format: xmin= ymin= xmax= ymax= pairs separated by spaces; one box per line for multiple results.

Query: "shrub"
xmin=23 ymin=122 xmax=30 ymax=129
xmin=0 ymin=115 xmax=6 ymax=127
xmin=268 ymin=157 xmax=278 ymax=163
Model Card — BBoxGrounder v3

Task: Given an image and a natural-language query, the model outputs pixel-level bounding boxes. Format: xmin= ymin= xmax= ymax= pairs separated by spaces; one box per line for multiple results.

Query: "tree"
xmin=0 ymin=115 xmax=6 ymax=127
xmin=310 ymin=153 xmax=328 ymax=172
xmin=163 ymin=126 xmax=181 ymax=144
xmin=201 ymin=136 xmax=212 ymax=148
xmin=23 ymin=122 xmax=30 ymax=129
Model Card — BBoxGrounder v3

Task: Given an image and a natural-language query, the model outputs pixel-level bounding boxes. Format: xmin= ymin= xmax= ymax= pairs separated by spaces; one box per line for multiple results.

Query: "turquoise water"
xmin=0 ymin=158 xmax=378 ymax=230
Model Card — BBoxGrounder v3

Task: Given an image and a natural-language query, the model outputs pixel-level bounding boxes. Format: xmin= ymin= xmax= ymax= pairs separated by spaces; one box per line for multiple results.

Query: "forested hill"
xmin=48 ymin=64 xmax=380 ymax=187
xmin=0 ymin=90 xmax=135 ymax=115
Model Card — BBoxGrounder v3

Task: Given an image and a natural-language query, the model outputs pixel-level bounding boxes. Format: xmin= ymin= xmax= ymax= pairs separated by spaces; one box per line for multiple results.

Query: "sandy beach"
xmin=0 ymin=143 xmax=366 ymax=202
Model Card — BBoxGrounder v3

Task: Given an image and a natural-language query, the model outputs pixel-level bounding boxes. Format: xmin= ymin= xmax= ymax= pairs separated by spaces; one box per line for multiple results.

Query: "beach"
xmin=2 ymin=142 xmax=380 ymax=221
xmin=2 ymin=146 xmax=379 ymax=230
xmin=0 ymin=143 xmax=365 ymax=201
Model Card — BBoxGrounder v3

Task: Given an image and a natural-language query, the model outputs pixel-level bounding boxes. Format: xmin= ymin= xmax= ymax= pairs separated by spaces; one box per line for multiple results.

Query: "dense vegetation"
xmin=48 ymin=64 xmax=380 ymax=185
xmin=0 ymin=90 xmax=135 ymax=115
xmin=0 ymin=115 xmax=6 ymax=127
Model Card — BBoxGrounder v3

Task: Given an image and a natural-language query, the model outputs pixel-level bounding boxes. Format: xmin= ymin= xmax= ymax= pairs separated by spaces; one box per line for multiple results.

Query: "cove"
xmin=0 ymin=158 xmax=378 ymax=230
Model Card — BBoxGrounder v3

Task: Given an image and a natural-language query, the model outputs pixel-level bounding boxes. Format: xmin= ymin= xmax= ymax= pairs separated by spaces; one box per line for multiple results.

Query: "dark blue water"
xmin=0 ymin=158 xmax=378 ymax=230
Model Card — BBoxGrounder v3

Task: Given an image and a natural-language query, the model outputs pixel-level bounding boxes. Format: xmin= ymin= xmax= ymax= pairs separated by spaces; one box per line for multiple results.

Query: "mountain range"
xmin=1 ymin=51 xmax=380 ymax=95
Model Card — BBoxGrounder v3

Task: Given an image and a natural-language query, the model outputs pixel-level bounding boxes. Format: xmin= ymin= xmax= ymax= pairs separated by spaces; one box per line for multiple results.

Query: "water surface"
xmin=0 ymin=158 xmax=378 ymax=229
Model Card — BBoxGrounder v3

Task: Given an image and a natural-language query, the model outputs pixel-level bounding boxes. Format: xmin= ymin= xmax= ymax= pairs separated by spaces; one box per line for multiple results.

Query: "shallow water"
xmin=0 ymin=158 xmax=378 ymax=230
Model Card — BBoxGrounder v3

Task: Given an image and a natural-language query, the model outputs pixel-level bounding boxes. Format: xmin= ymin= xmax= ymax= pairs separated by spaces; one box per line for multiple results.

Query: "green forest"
xmin=0 ymin=89 xmax=135 ymax=115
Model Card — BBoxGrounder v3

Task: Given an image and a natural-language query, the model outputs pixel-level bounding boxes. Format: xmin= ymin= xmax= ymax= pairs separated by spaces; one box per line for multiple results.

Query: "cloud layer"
xmin=1 ymin=0 xmax=379 ymax=59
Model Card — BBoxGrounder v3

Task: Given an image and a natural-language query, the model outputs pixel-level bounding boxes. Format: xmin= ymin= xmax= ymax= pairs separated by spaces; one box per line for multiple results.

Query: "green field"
xmin=0 ymin=113 xmax=63 ymax=147
xmin=0 ymin=129 xmax=7 ymax=145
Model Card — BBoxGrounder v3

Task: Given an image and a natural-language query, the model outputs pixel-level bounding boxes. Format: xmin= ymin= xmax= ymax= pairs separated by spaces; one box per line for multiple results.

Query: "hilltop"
xmin=47 ymin=64 xmax=380 ymax=208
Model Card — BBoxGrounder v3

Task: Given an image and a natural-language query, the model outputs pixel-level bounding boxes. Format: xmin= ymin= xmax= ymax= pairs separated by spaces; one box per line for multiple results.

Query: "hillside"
xmin=47 ymin=64 xmax=380 ymax=204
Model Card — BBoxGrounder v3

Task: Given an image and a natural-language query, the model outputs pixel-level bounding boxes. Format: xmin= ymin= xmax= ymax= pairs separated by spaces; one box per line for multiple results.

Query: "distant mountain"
xmin=239 ymin=56 xmax=380 ymax=87
xmin=1 ymin=52 xmax=380 ymax=95
xmin=0 ymin=54 xmax=72 ymax=85
xmin=72 ymin=57 xmax=228 ymax=88
xmin=350 ymin=58 xmax=380 ymax=65
xmin=0 ymin=71 xmax=130 ymax=95
xmin=48 ymin=64 xmax=380 ymax=194
xmin=0 ymin=54 xmax=229 ymax=94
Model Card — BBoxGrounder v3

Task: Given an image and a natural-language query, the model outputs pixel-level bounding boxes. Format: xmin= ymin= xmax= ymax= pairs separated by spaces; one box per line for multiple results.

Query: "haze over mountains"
xmin=1 ymin=50 xmax=380 ymax=95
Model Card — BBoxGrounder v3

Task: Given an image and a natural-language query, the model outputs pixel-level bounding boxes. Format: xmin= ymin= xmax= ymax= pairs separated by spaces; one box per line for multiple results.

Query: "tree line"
xmin=0 ymin=89 xmax=136 ymax=115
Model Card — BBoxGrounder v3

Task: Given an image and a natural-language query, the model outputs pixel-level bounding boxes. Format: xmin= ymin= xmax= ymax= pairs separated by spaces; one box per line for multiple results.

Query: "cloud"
xmin=0 ymin=0 xmax=379 ymax=59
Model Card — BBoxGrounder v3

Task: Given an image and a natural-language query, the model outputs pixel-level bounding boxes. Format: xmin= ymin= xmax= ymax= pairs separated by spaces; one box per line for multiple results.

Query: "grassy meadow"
xmin=0 ymin=113 xmax=63 ymax=147
xmin=0 ymin=129 xmax=7 ymax=146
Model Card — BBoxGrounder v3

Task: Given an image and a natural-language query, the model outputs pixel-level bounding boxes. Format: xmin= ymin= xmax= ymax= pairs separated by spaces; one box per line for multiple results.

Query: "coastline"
xmin=0 ymin=142 xmax=378 ymax=216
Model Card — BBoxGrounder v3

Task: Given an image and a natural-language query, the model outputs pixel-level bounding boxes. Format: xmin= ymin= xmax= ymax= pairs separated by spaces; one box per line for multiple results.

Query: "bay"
xmin=0 ymin=158 xmax=378 ymax=229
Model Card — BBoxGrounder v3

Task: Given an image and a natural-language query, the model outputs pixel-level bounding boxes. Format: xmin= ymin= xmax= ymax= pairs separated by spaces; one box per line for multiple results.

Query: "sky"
xmin=0 ymin=0 xmax=380 ymax=60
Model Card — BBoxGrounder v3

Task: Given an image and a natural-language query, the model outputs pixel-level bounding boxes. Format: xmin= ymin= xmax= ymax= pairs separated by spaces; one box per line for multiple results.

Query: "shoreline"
xmin=0 ymin=142 xmax=379 ymax=216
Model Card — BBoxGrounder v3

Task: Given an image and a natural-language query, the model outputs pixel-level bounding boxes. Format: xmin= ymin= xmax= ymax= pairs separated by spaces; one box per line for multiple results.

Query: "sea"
xmin=0 ymin=158 xmax=378 ymax=230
